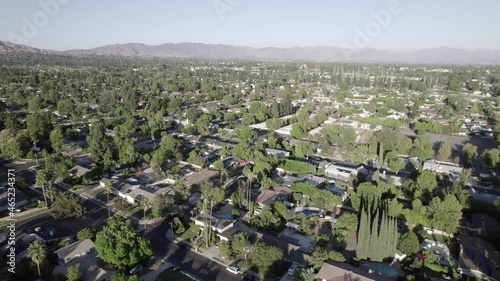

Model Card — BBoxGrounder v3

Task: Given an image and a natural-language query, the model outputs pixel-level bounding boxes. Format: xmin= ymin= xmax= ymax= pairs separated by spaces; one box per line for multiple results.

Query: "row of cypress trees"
xmin=357 ymin=206 xmax=398 ymax=261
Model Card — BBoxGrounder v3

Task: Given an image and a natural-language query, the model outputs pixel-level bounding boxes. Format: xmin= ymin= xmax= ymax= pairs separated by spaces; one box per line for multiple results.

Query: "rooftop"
xmin=316 ymin=262 xmax=388 ymax=281
xmin=183 ymin=169 xmax=220 ymax=186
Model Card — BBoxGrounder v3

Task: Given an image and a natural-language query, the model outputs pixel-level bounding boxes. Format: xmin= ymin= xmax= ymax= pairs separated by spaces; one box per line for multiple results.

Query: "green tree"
xmin=35 ymin=169 xmax=51 ymax=208
xmin=461 ymin=143 xmax=478 ymax=166
xmin=397 ymin=231 xmax=419 ymax=255
xmin=86 ymin=119 xmax=113 ymax=166
xmin=219 ymin=240 xmax=233 ymax=259
xmin=110 ymin=273 xmax=141 ymax=281
xmin=49 ymin=191 xmax=86 ymax=219
xmin=103 ymin=179 xmax=113 ymax=218
xmin=173 ymin=217 xmax=185 ymax=234
xmin=95 ymin=215 xmax=153 ymax=269
xmin=385 ymin=198 xmax=403 ymax=218
xmin=151 ymin=194 xmax=170 ymax=218
xmin=410 ymin=134 xmax=434 ymax=160
xmin=231 ymin=186 xmax=246 ymax=208
xmin=436 ymin=142 xmax=452 ymax=161
xmin=76 ymin=227 xmax=96 ymax=241
xmin=298 ymin=267 xmax=316 ymax=281
xmin=27 ymin=240 xmax=47 ymax=278
xmin=195 ymin=113 xmax=213 ymax=135
xmin=427 ymin=194 xmax=463 ymax=234
xmin=310 ymin=247 xmax=329 ymax=269
xmin=200 ymin=183 xmax=225 ymax=248
xmin=185 ymin=108 xmax=199 ymax=124
xmin=294 ymin=141 xmax=315 ymax=158
xmin=50 ymin=126 xmax=64 ymax=152
xmin=173 ymin=180 xmax=192 ymax=203
xmin=248 ymin=242 xmax=284 ymax=278
xmin=414 ymin=170 xmax=438 ymax=201
xmin=232 ymin=232 xmax=249 ymax=257
xmin=483 ymin=148 xmax=500 ymax=169
xmin=26 ymin=112 xmax=52 ymax=144
xmin=334 ymin=212 xmax=358 ymax=241
xmin=66 ymin=265 xmax=83 ymax=281
xmin=328 ymin=250 xmax=346 ymax=262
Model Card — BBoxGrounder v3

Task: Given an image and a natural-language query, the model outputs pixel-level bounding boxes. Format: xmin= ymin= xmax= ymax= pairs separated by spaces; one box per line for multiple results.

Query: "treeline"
xmin=290 ymin=182 xmax=341 ymax=208
xmin=353 ymin=117 xmax=401 ymax=129
xmin=413 ymin=120 xmax=462 ymax=134
xmin=279 ymin=159 xmax=316 ymax=174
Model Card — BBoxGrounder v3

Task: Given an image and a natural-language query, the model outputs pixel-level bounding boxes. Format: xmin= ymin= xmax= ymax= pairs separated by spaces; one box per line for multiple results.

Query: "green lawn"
xmin=178 ymin=223 xmax=200 ymax=241
xmin=156 ymin=267 xmax=194 ymax=281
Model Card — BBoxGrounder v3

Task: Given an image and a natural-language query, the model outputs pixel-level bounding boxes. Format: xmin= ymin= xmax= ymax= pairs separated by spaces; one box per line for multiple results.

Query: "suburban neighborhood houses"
xmin=1 ymin=19 xmax=500 ymax=281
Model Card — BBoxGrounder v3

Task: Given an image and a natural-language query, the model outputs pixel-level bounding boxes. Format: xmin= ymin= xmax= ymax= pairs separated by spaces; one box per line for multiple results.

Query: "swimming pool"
xmin=215 ymin=213 xmax=233 ymax=219
xmin=368 ymin=263 xmax=399 ymax=277
xmin=291 ymin=207 xmax=324 ymax=217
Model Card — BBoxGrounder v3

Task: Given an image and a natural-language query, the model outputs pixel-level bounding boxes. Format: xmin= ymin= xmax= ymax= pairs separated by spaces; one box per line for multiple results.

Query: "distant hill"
xmin=1 ymin=40 xmax=500 ymax=65
xmin=0 ymin=41 xmax=52 ymax=54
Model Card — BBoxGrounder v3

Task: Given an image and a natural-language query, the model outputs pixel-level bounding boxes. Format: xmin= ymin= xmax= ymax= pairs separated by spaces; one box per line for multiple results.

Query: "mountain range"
xmin=1 ymin=40 xmax=500 ymax=65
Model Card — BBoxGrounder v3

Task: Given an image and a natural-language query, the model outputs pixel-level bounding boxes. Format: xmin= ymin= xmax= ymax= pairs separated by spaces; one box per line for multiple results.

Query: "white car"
xmin=226 ymin=265 xmax=239 ymax=274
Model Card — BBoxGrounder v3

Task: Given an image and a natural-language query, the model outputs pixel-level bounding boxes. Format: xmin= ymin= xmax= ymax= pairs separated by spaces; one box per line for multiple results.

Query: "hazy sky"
xmin=1 ymin=0 xmax=498 ymax=51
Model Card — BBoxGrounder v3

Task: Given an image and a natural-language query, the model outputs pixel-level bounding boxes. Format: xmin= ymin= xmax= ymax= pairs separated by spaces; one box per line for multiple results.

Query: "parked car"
xmin=226 ymin=265 xmax=240 ymax=274
xmin=146 ymin=256 xmax=156 ymax=267
xmin=129 ymin=265 xmax=143 ymax=275
xmin=288 ymin=264 xmax=300 ymax=276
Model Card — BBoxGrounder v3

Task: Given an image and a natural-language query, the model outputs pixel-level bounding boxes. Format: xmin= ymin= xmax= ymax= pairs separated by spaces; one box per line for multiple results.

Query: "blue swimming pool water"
xmin=298 ymin=209 xmax=320 ymax=216
xmin=215 ymin=213 xmax=233 ymax=219
xmin=368 ymin=263 xmax=399 ymax=277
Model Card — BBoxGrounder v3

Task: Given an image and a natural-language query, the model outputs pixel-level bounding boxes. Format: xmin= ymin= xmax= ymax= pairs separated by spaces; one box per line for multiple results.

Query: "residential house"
xmin=299 ymin=174 xmax=328 ymax=188
xmin=217 ymin=221 xmax=255 ymax=242
xmin=265 ymin=148 xmax=291 ymax=158
xmin=220 ymin=156 xmax=241 ymax=169
xmin=99 ymin=177 xmax=172 ymax=204
xmin=69 ymin=165 xmax=91 ymax=178
xmin=204 ymin=137 xmax=223 ymax=150
xmin=423 ymin=160 xmax=463 ymax=179
xmin=183 ymin=169 xmax=220 ymax=186
xmin=55 ymin=239 xmax=95 ymax=264
xmin=457 ymin=235 xmax=500 ymax=281
xmin=316 ymin=262 xmax=387 ymax=281
xmin=255 ymin=186 xmax=293 ymax=214
xmin=324 ymin=164 xmax=368 ymax=181
xmin=325 ymin=183 xmax=349 ymax=202
xmin=366 ymin=171 xmax=408 ymax=187
xmin=192 ymin=214 xmax=236 ymax=234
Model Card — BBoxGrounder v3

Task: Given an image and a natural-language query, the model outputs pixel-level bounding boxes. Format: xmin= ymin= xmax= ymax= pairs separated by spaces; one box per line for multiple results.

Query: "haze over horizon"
xmin=1 ymin=0 xmax=499 ymax=51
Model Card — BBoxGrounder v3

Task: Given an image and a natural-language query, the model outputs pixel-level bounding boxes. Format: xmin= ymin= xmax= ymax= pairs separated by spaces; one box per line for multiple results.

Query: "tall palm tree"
xmin=103 ymin=179 xmax=113 ymax=217
xmin=35 ymin=170 xmax=49 ymax=208
xmin=28 ymin=240 xmax=46 ymax=278
xmin=200 ymin=182 xmax=224 ymax=248
xmin=140 ymin=197 xmax=150 ymax=230
xmin=245 ymin=172 xmax=257 ymax=216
